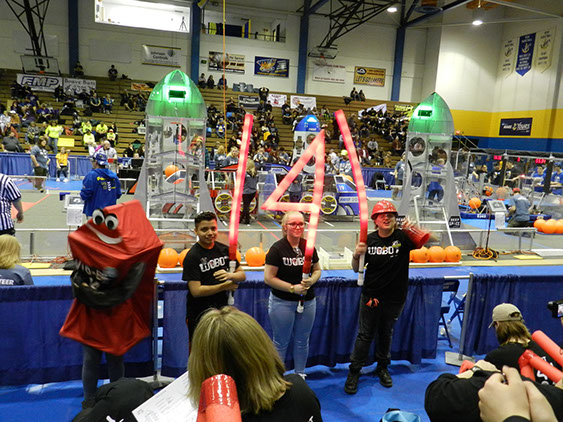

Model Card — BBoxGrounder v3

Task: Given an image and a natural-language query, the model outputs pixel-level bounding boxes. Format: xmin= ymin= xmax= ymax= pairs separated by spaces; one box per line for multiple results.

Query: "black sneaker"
xmin=344 ymin=371 xmax=360 ymax=394
xmin=375 ymin=366 xmax=393 ymax=388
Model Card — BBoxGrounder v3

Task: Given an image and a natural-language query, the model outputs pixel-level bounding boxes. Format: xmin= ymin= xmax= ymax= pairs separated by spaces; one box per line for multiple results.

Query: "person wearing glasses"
xmin=264 ymin=211 xmax=322 ymax=379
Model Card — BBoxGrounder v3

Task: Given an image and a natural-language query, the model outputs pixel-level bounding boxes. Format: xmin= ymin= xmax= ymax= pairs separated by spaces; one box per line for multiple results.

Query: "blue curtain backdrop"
xmin=0 ymin=153 xmax=92 ymax=178
xmin=161 ymin=271 xmax=444 ymax=377
xmin=0 ymin=286 xmax=152 ymax=386
xmin=461 ymin=272 xmax=563 ymax=356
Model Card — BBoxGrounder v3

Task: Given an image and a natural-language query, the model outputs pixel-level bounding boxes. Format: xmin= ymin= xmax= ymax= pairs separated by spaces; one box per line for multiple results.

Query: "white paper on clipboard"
xmin=132 ymin=372 xmax=198 ymax=422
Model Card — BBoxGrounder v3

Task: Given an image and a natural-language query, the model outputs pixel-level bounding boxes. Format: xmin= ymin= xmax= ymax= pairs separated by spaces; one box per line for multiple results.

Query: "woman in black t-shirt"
xmin=188 ymin=307 xmax=322 ymax=421
xmin=264 ymin=211 xmax=321 ymax=377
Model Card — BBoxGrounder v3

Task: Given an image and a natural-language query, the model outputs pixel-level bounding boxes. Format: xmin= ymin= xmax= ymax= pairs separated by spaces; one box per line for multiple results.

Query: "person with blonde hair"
xmin=188 ymin=306 xmax=322 ymax=421
xmin=240 ymin=159 xmax=257 ymax=225
xmin=0 ymin=234 xmax=33 ymax=285
xmin=264 ymin=211 xmax=322 ymax=378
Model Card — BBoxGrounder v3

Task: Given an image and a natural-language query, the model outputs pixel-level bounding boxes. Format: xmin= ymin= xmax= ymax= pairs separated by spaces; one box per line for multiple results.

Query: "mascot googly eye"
xmin=92 ymin=209 xmax=105 ymax=225
xmin=105 ymin=214 xmax=119 ymax=230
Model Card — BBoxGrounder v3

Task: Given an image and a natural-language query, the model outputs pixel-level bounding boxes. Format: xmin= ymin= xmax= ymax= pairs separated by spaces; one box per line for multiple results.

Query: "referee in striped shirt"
xmin=0 ymin=173 xmax=24 ymax=236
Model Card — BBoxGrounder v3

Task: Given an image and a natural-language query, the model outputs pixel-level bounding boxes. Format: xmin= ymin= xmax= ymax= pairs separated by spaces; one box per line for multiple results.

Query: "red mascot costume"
xmin=60 ymin=200 xmax=163 ymax=356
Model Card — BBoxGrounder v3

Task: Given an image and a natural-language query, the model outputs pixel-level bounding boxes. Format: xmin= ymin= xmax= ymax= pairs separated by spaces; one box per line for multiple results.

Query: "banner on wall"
xmin=312 ymin=63 xmax=346 ymax=84
xmin=290 ymin=95 xmax=316 ymax=110
xmin=142 ymin=45 xmax=181 ymax=67
xmin=354 ymin=66 xmax=386 ymax=86
xmin=534 ymin=28 xmax=555 ymax=73
xmin=499 ymin=118 xmax=533 ymax=136
xmin=63 ymin=78 xmax=97 ymax=93
xmin=17 ymin=73 xmax=62 ymax=92
xmin=515 ymin=33 xmax=536 ymax=77
xmin=499 ymin=38 xmax=517 ymax=78
xmin=254 ymin=56 xmax=289 ymax=77
xmin=238 ymin=95 xmax=260 ymax=109
xmin=131 ymin=82 xmax=153 ymax=92
xmin=208 ymin=51 xmax=245 ymax=73
xmin=268 ymin=93 xmax=287 ymax=107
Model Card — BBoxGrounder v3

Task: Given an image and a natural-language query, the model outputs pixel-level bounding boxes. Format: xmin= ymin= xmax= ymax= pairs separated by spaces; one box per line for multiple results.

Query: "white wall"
xmin=421 ymin=27 xmax=442 ymax=99
xmin=435 ymin=21 xmax=502 ymax=112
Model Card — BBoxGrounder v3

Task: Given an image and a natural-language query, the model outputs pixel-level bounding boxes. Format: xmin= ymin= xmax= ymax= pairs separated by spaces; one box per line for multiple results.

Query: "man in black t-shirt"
xmin=344 ymin=200 xmax=418 ymax=394
xmin=182 ymin=212 xmax=245 ymax=343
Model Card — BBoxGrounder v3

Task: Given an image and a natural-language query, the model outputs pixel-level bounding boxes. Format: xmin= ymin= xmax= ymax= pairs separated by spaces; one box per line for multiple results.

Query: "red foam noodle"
xmin=228 ymin=114 xmax=253 ymax=261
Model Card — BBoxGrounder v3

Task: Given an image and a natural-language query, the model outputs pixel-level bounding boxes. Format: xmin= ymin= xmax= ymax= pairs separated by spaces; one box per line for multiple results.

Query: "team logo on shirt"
xmin=282 ymin=256 xmax=305 ymax=266
xmin=199 ymin=256 xmax=227 ymax=272
xmin=367 ymin=240 xmax=401 ymax=256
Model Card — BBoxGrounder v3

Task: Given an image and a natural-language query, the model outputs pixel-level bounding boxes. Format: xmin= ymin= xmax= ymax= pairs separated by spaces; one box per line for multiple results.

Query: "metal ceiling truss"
xmin=316 ymin=0 xmax=397 ymax=49
xmin=5 ymin=0 xmax=51 ymax=57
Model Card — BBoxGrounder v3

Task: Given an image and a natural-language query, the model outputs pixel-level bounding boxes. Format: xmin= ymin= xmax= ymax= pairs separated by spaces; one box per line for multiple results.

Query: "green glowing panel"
xmin=408 ymin=92 xmax=454 ymax=134
xmin=146 ymin=70 xmax=206 ymax=118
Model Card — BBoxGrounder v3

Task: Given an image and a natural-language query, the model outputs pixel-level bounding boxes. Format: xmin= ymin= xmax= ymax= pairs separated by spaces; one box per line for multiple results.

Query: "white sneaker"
xmin=56 ymin=178 xmax=60 ymax=182
xmin=63 ymin=178 xmax=69 ymax=183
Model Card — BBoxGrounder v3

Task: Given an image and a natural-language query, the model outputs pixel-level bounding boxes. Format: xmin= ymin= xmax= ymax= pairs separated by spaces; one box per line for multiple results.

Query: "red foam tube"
xmin=519 ymin=349 xmax=563 ymax=383
xmin=459 ymin=360 xmax=475 ymax=374
xmin=229 ymin=114 xmax=253 ymax=261
xmin=520 ymin=364 xmax=536 ymax=381
xmin=403 ymin=224 xmax=430 ymax=249
xmin=532 ymin=330 xmax=563 ymax=367
xmin=197 ymin=374 xmax=242 ymax=422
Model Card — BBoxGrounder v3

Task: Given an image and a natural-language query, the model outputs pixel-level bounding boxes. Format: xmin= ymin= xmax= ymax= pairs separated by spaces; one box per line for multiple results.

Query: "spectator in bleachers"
xmin=383 ymin=151 xmax=392 ymax=168
xmin=102 ymin=94 xmax=114 ymax=114
xmin=54 ymin=85 xmax=65 ymax=102
xmin=137 ymin=145 xmax=145 ymax=158
xmin=80 ymin=120 xmax=93 ymax=136
xmin=258 ymin=86 xmax=269 ymax=102
xmin=206 ymin=75 xmax=215 ymax=89
xmin=0 ymin=235 xmax=33 ymax=285
xmin=83 ymin=129 xmax=97 ymax=155
xmin=123 ymin=143 xmax=136 ymax=158
xmin=359 ymin=90 xmax=366 ymax=101
xmin=217 ymin=75 xmax=227 ymax=90
xmin=120 ymin=90 xmax=130 ymax=107
xmin=253 ymin=147 xmax=268 ymax=170
xmin=108 ymin=65 xmax=118 ymax=81
xmin=30 ymin=137 xmax=50 ymax=192
xmin=350 ymin=87 xmax=359 ymax=101
xmin=277 ymin=147 xmax=290 ymax=166
xmin=106 ymin=128 xmax=116 ymax=147
xmin=0 ymin=111 xmax=11 ymax=135
xmin=55 ymin=147 xmax=69 ymax=182
xmin=25 ymin=121 xmax=40 ymax=145
xmin=89 ymin=93 xmax=102 ymax=113
xmin=224 ymin=146 xmax=239 ymax=167
xmin=73 ymin=61 xmax=84 ymax=77
xmin=9 ymin=111 xmax=20 ymax=131
xmin=339 ymin=150 xmax=352 ymax=175
xmin=198 ymin=73 xmax=206 ymax=89
xmin=136 ymin=93 xmax=147 ymax=112
xmin=216 ymin=119 xmax=226 ymax=139
xmin=214 ymin=145 xmax=227 ymax=169
xmin=95 ymin=121 xmax=108 ymax=143
xmin=10 ymin=80 xmax=23 ymax=99
xmin=2 ymin=133 xmax=23 ymax=152
xmin=45 ymin=120 xmax=63 ymax=153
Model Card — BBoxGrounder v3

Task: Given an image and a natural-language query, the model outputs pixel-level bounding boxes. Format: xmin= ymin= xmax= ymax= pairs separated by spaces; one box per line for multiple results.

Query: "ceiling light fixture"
xmin=387 ymin=6 xmax=398 ymax=13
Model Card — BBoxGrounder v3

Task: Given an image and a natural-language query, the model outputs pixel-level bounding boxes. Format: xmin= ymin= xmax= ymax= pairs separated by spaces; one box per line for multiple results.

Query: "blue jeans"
xmin=268 ymin=293 xmax=316 ymax=375
xmin=82 ymin=345 xmax=124 ymax=400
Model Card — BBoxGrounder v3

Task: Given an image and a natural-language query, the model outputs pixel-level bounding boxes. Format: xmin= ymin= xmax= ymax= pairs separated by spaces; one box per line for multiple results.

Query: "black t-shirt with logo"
xmin=182 ymin=242 xmax=237 ymax=320
xmin=265 ymin=237 xmax=319 ymax=302
xmin=363 ymin=229 xmax=415 ymax=304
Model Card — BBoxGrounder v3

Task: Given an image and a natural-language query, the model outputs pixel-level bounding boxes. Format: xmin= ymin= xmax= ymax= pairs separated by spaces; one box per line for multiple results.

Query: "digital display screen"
xmin=168 ymin=90 xmax=186 ymax=99
xmin=535 ymin=158 xmax=547 ymax=164
xmin=418 ymin=109 xmax=432 ymax=117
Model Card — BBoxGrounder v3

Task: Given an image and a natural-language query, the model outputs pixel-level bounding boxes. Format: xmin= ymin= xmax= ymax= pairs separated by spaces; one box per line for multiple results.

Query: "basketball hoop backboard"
xmin=308 ymin=46 xmax=339 ymax=59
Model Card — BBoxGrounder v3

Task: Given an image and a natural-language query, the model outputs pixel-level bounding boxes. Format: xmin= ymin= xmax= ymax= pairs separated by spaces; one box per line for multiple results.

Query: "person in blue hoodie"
xmin=80 ymin=152 xmax=121 ymax=217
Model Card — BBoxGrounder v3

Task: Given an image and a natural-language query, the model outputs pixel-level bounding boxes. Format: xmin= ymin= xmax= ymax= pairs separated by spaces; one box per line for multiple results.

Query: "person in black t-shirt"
xmin=344 ymin=200 xmax=418 ymax=394
xmin=182 ymin=211 xmax=245 ymax=343
xmin=188 ymin=307 xmax=322 ymax=421
xmin=264 ymin=211 xmax=321 ymax=378
xmin=485 ymin=303 xmax=560 ymax=385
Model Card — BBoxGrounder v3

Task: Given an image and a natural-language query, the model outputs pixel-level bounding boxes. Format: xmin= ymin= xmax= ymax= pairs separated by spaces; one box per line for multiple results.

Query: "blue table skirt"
xmin=161 ymin=271 xmax=444 ymax=377
xmin=0 ymin=285 xmax=152 ymax=386
xmin=0 ymin=152 xmax=92 ymax=178
xmin=462 ymin=271 xmax=563 ymax=356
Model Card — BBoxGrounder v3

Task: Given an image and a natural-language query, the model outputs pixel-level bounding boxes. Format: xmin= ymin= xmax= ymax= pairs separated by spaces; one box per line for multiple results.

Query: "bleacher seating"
xmin=1 ymin=68 xmax=410 ymax=167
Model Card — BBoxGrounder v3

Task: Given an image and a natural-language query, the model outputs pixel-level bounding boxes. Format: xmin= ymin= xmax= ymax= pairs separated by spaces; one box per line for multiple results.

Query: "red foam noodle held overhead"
xmin=334 ymin=110 xmax=369 ymax=285
xmin=532 ymin=330 xmax=563 ymax=367
xmin=229 ymin=114 xmax=253 ymax=261
xmin=261 ymin=131 xmax=326 ymax=275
